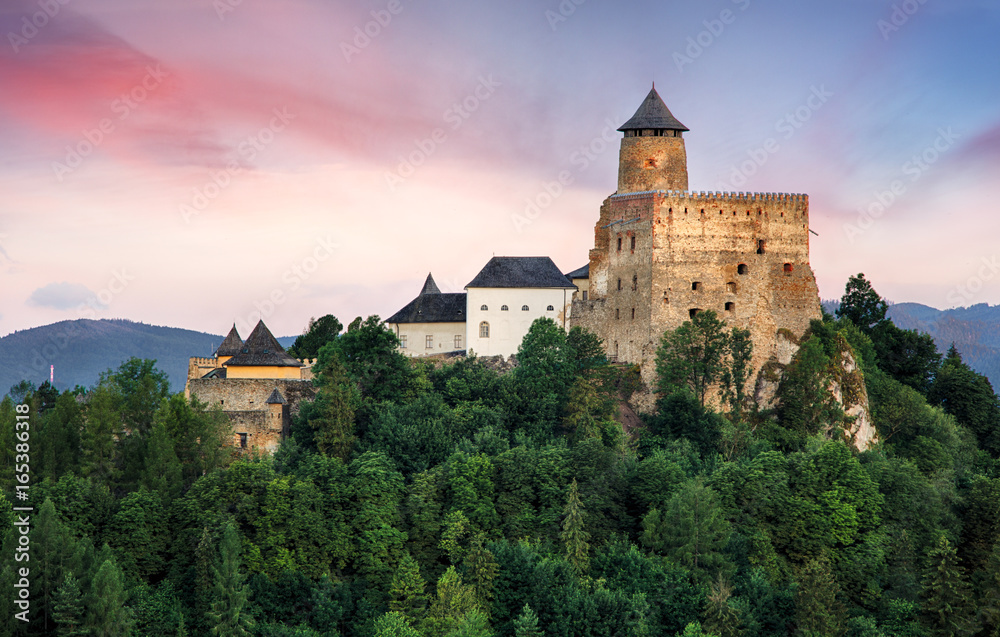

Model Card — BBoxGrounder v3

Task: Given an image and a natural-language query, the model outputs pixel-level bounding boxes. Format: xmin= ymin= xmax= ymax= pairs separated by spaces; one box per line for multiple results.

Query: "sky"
xmin=1 ymin=0 xmax=999 ymax=340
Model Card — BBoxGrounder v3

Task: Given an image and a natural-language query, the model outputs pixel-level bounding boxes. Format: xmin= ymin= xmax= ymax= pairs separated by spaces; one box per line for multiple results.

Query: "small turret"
xmin=617 ymin=85 xmax=689 ymax=193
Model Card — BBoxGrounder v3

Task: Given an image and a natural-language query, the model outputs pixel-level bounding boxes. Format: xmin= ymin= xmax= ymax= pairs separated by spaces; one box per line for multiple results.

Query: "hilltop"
xmin=0 ymin=319 xmax=296 ymax=394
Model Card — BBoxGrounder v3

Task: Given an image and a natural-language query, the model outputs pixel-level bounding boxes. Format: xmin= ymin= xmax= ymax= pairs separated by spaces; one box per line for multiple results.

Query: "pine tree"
xmin=978 ymin=542 xmax=1000 ymax=637
xmin=462 ymin=534 xmax=498 ymax=611
xmin=390 ymin=552 xmax=428 ymax=626
xmin=561 ymin=478 xmax=590 ymax=575
xmin=52 ymin=573 xmax=87 ymax=636
xmin=794 ymin=556 xmax=847 ymax=637
xmin=206 ymin=522 xmax=255 ymax=637
xmin=921 ymin=536 xmax=978 ymax=637
xmin=35 ymin=498 xmax=80 ymax=634
xmin=703 ymin=574 xmax=743 ymax=637
xmin=141 ymin=419 xmax=183 ymax=500
xmin=309 ymin=350 xmax=357 ymax=460
xmin=513 ymin=604 xmax=542 ymax=637
xmin=87 ymin=557 xmax=134 ymax=637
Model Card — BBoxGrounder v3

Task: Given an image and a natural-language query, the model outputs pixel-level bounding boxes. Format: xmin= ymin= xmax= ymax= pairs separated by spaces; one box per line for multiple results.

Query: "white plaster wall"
xmin=388 ymin=321 xmax=467 ymax=357
xmin=466 ymin=287 xmax=574 ymax=357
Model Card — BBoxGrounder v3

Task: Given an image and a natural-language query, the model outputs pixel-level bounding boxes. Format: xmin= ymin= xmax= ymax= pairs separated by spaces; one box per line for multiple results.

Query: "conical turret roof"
xmin=618 ymin=85 xmax=689 ymax=132
xmin=223 ymin=321 xmax=302 ymax=368
xmin=420 ymin=273 xmax=441 ymax=295
xmin=215 ymin=324 xmax=243 ymax=357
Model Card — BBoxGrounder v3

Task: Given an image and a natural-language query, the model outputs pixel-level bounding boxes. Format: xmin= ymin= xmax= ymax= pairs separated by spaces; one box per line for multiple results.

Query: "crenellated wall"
xmin=574 ymin=188 xmax=821 ymax=408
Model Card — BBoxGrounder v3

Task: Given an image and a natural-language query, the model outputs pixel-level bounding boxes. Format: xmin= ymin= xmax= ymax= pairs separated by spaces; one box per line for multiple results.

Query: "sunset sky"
xmin=1 ymin=0 xmax=999 ymax=339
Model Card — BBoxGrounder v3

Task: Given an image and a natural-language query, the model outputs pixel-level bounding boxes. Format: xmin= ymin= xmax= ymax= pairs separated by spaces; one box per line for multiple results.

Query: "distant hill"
xmin=0 ymin=319 xmax=298 ymax=395
xmin=821 ymin=300 xmax=1000 ymax=390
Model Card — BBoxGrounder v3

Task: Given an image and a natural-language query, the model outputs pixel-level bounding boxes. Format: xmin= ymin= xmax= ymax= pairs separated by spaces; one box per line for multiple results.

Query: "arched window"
xmin=546 ymin=305 xmax=554 ymax=311
xmin=501 ymin=305 xmax=509 ymax=311
xmin=480 ymin=304 xmax=488 ymax=311
xmin=479 ymin=322 xmax=490 ymax=338
xmin=521 ymin=305 xmax=529 ymax=311
xmin=783 ymin=263 xmax=793 ymax=272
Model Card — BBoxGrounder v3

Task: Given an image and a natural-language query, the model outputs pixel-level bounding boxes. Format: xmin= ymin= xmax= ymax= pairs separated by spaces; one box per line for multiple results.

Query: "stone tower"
xmin=572 ymin=88 xmax=822 ymax=406
xmin=617 ymin=85 xmax=689 ymax=194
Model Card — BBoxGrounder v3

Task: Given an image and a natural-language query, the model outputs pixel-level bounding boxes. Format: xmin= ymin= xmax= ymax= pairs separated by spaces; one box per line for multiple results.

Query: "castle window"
xmin=480 ymin=322 xmax=490 ymax=338
xmin=617 ymin=278 xmax=622 ymax=291
xmin=616 ymin=308 xmax=620 ymax=319
xmin=501 ymin=305 xmax=509 ymax=311
xmin=784 ymin=263 xmax=793 ymax=272
xmin=455 ymin=335 xmax=463 ymax=349
xmin=692 ymin=281 xmax=701 ymax=291
xmin=727 ymin=282 xmax=737 ymax=293
xmin=738 ymin=264 xmax=749 ymax=275
xmin=238 ymin=433 xmax=248 ymax=449
xmin=630 ymin=236 xmax=636 ymax=251
xmin=725 ymin=302 xmax=735 ymax=312
xmin=400 ymin=335 xmax=407 ymax=348
xmin=582 ymin=291 xmax=588 ymax=301
xmin=631 ymin=308 xmax=635 ymax=320
xmin=522 ymin=305 xmax=529 ymax=311
xmin=425 ymin=335 xmax=433 ymax=349
xmin=663 ymin=297 xmax=669 ymax=304
xmin=632 ymin=275 xmax=638 ymax=291
xmin=689 ymin=308 xmax=700 ymax=319
xmin=547 ymin=305 xmax=554 ymax=311
xmin=481 ymin=304 xmax=488 ymax=311
xmin=757 ymin=240 xmax=766 ymax=254
xmin=617 ymin=237 xmax=622 ymax=251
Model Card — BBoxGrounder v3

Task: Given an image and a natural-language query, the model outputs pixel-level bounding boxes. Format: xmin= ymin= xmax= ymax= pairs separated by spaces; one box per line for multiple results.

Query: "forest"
xmin=3 ymin=273 xmax=1000 ymax=637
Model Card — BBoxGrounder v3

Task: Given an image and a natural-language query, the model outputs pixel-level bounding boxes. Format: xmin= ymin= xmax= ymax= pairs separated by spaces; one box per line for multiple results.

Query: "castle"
xmin=185 ymin=321 xmax=316 ymax=453
xmin=193 ymin=86 xmax=827 ymax=450
xmin=570 ymin=86 xmax=822 ymax=398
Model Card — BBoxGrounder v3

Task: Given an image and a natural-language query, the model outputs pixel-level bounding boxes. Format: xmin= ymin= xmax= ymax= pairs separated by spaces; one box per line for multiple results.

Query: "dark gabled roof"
xmin=565 ymin=264 xmax=589 ymax=280
xmin=387 ymin=293 xmax=467 ymax=324
xmin=266 ymin=388 xmax=286 ymax=404
xmin=466 ymin=257 xmax=577 ymax=289
xmin=202 ymin=367 xmax=227 ymax=379
xmin=420 ymin=273 xmax=441 ymax=295
xmin=618 ymin=85 xmax=689 ymax=132
xmin=223 ymin=321 xmax=302 ymax=368
xmin=215 ymin=325 xmax=243 ymax=357
xmin=387 ymin=271 xmax=467 ymax=324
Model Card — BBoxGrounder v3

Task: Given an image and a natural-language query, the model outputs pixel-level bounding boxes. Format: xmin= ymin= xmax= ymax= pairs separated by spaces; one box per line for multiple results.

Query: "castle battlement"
xmin=572 ymin=87 xmax=822 ymax=410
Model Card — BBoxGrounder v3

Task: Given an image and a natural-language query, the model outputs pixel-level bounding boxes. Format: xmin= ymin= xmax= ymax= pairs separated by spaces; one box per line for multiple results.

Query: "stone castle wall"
xmin=618 ymin=135 xmax=688 ymax=193
xmin=573 ymin=189 xmax=821 ymax=408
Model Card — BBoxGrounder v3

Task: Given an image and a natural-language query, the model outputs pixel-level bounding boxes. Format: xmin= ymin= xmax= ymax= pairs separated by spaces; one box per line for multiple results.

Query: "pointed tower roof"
xmin=223 ymin=321 xmax=302 ymax=368
xmin=215 ymin=324 xmax=243 ymax=357
xmin=266 ymin=388 xmax=287 ymax=404
xmin=618 ymin=85 xmax=689 ymax=132
xmin=420 ymin=273 xmax=441 ymax=295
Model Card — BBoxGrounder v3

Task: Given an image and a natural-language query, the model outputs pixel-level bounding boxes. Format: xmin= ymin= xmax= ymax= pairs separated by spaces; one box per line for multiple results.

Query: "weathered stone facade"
xmin=572 ymin=88 xmax=823 ymax=410
xmin=187 ymin=378 xmax=315 ymax=453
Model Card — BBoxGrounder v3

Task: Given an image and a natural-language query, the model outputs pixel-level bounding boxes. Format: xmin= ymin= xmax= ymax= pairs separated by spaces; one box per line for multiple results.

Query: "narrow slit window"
xmin=632 ymin=275 xmax=638 ymax=291
xmin=630 ymin=236 xmax=636 ymax=251
xmin=631 ymin=308 xmax=635 ymax=320
xmin=757 ymin=240 xmax=766 ymax=254
xmin=617 ymin=278 xmax=622 ymax=291
xmin=615 ymin=308 xmax=620 ymax=319
xmin=617 ymin=237 xmax=622 ymax=251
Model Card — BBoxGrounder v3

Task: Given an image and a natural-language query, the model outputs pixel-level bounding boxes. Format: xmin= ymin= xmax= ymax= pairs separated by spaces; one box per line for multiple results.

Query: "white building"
xmin=465 ymin=257 xmax=576 ymax=358
xmin=386 ymin=274 xmax=467 ymax=357
xmin=386 ymin=257 xmax=578 ymax=359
